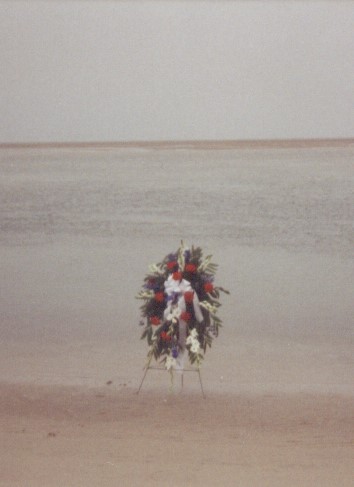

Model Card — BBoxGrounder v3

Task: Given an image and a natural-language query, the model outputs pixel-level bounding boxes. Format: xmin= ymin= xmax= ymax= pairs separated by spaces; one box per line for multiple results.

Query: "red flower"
xmin=180 ymin=311 xmax=191 ymax=322
xmin=184 ymin=291 xmax=194 ymax=303
xmin=167 ymin=261 xmax=177 ymax=270
xmin=204 ymin=282 xmax=214 ymax=293
xmin=160 ymin=331 xmax=171 ymax=342
xmin=172 ymin=271 xmax=182 ymax=281
xmin=154 ymin=292 xmax=164 ymax=303
xmin=185 ymin=263 xmax=197 ymax=273
xmin=150 ymin=316 xmax=161 ymax=326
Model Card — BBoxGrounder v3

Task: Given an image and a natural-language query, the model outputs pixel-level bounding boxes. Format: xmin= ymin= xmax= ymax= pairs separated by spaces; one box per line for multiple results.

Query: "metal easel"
xmin=137 ymin=362 xmax=206 ymax=398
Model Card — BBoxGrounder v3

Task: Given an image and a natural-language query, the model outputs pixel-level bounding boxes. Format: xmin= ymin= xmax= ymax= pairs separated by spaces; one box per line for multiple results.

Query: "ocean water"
xmin=0 ymin=146 xmax=353 ymax=392
xmin=1 ymin=146 xmax=353 ymax=256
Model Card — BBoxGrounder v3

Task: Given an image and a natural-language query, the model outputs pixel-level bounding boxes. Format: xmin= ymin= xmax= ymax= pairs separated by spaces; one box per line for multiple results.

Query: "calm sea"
xmin=0 ymin=146 xmax=353 ymax=256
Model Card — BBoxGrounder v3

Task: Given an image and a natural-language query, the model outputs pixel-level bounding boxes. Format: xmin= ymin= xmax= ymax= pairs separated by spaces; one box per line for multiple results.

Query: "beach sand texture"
xmin=0 ymin=143 xmax=353 ymax=486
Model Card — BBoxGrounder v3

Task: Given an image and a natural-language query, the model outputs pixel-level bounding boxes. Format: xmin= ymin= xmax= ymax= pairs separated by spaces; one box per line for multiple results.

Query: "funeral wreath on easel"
xmin=137 ymin=243 xmax=229 ymax=376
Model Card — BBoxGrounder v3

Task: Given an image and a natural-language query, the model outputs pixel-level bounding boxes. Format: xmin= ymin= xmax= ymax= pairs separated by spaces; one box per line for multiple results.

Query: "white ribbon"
xmin=163 ymin=275 xmax=204 ymax=370
xmin=164 ymin=275 xmax=192 ymax=298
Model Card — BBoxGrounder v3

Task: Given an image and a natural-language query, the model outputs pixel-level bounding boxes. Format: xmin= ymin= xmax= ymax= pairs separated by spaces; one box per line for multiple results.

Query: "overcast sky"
xmin=1 ymin=0 xmax=353 ymax=143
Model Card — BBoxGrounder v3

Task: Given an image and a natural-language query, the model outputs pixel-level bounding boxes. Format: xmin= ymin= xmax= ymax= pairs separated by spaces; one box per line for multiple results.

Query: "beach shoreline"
xmin=1 ymin=381 xmax=353 ymax=487
xmin=1 ymin=137 xmax=354 ymax=151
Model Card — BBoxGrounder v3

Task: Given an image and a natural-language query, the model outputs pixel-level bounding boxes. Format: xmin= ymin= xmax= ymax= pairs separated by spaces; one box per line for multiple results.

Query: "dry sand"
xmin=0 ymin=143 xmax=353 ymax=485
xmin=1 ymin=383 xmax=353 ymax=487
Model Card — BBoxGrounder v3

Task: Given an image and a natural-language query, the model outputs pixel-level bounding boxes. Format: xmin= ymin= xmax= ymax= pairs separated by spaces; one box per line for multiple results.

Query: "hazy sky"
xmin=1 ymin=0 xmax=354 ymax=143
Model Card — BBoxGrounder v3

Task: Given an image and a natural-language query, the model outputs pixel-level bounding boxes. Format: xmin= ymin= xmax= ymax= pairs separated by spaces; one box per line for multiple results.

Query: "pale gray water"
xmin=0 ymin=146 xmax=353 ymax=392
xmin=1 ymin=146 xmax=353 ymax=256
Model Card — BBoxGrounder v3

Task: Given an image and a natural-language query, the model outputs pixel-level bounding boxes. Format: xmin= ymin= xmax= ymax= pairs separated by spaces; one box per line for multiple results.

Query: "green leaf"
xmin=217 ymin=286 xmax=230 ymax=295
xmin=141 ymin=328 xmax=149 ymax=340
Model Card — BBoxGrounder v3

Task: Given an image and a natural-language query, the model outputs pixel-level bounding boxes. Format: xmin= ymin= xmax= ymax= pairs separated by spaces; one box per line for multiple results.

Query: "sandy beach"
xmin=0 ymin=143 xmax=353 ymax=485
xmin=1 ymin=383 xmax=353 ymax=487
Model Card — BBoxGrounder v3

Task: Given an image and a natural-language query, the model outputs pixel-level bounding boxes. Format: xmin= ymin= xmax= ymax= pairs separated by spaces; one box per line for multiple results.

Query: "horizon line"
xmin=1 ymin=137 xmax=353 ymax=150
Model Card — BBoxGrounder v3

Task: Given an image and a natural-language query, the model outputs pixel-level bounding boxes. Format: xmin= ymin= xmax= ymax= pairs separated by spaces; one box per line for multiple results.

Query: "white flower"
xmin=186 ymin=329 xmax=198 ymax=346
xmin=186 ymin=330 xmax=202 ymax=355
xmin=165 ymin=355 xmax=177 ymax=370
xmin=191 ymin=343 xmax=201 ymax=354
xmin=136 ymin=290 xmax=154 ymax=299
xmin=190 ymin=328 xmax=198 ymax=338
xmin=198 ymin=255 xmax=212 ymax=272
xmin=199 ymin=300 xmax=217 ymax=315
xmin=148 ymin=263 xmax=163 ymax=275
xmin=166 ymin=306 xmax=181 ymax=323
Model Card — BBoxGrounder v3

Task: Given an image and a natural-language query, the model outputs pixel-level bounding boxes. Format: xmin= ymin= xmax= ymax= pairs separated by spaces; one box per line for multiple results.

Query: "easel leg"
xmin=137 ymin=363 xmax=206 ymax=398
xmin=137 ymin=366 xmax=149 ymax=395
xmin=198 ymin=368 xmax=206 ymax=399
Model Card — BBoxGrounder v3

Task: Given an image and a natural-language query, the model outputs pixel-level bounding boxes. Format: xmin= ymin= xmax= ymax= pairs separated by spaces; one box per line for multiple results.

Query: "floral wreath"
xmin=137 ymin=242 xmax=229 ymax=372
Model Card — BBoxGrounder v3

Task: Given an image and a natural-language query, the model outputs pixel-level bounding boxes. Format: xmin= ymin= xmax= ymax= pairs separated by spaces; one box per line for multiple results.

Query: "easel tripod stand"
xmin=137 ymin=359 xmax=206 ymax=398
